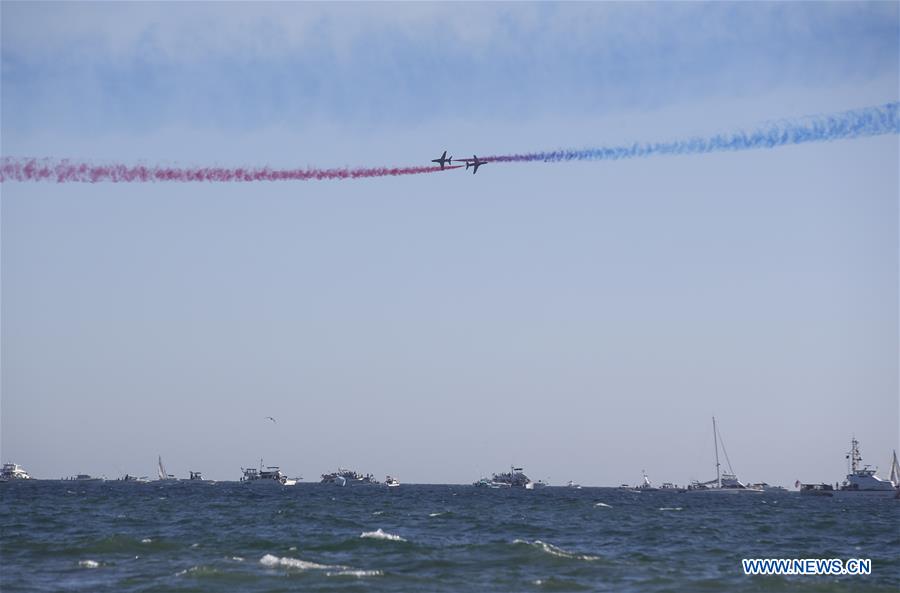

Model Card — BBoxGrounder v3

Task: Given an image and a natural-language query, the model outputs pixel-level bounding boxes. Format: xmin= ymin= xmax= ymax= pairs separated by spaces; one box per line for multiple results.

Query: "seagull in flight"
xmin=265 ymin=416 xmax=277 ymax=423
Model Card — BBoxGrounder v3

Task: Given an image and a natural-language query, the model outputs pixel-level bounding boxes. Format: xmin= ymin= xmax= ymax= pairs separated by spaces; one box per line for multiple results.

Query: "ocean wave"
xmin=428 ymin=512 xmax=444 ymax=517
xmin=513 ymin=539 xmax=601 ymax=561
xmin=78 ymin=559 xmax=100 ymax=568
xmin=594 ymin=502 xmax=612 ymax=508
xmin=259 ymin=554 xmax=344 ymax=570
xmin=360 ymin=529 xmax=406 ymax=542
xmin=658 ymin=507 xmax=682 ymax=511
xmin=175 ymin=565 xmax=219 ymax=577
xmin=326 ymin=569 xmax=384 ymax=577
xmin=140 ymin=538 xmax=152 ymax=543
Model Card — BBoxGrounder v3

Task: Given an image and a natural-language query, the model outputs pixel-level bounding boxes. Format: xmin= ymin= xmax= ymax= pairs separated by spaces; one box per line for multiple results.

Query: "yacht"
xmin=320 ymin=468 xmax=379 ymax=486
xmin=241 ymin=460 xmax=297 ymax=486
xmin=0 ymin=463 xmax=32 ymax=481
xmin=385 ymin=475 xmax=400 ymax=488
xmin=566 ymin=480 xmax=582 ymax=489
xmin=686 ymin=417 xmax=763 ymax=493
xmin=834 ymin=439 xmax=898 ymax=496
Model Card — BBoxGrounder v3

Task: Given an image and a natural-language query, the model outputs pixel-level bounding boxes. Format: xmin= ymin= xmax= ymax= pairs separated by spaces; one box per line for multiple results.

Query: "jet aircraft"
xmin=460 ymin=155 xmax=486 ymax=174
xmin=431 ymin=150 xmax=453 ymax=169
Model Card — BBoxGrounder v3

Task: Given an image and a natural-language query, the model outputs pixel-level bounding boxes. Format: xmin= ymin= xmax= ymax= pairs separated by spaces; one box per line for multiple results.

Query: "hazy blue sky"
xmin=2 ymin=2 xmax=898 ymax=485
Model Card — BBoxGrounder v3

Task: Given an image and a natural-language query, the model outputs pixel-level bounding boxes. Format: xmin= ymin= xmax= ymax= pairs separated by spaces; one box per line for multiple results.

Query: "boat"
xmin=632 ymin=470 xmax=658 ymax=492
xmin=489 ymin=466 xmax=545 ymax=489
xmin=157 ymin=456 xmax=177 ymax=482
xmin=320 ymin=468 xmax=379 ymax=486
xmin=240 ymin=460 xmax=297 ymax=486
xmin=686 ymin=417 xmax=762 ymax=493
xmin=748 ymin=482 xmax=787 ymax=492
xmin=833 ymin=438 xmax=897 ymax=496
xmin=798 ymin=482 xmax=834 ymax=497
xmin=566 ymin=480 xmax=582 ymax=489
xmin=891 ymin=450 xmax=900 ymax=489
xmin=116 ymin=474 xmax=149 ymax=482
xmin=186 ymin=471 xmax=214 ymax=483
xmin=660 ymin=482 xmax=681 ymax=492
xmin=385 ymin=475 xmax=400 ymax=488
xmin=61 ymin=474 xmax=103 ymax=482
xmin=0 ymin=463 xmax=32 ymax=481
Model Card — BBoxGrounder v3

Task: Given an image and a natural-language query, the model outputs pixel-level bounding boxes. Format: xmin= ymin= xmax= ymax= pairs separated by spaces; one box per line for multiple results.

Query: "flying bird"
xmin=265 ymin=416 xmax=277 ymax=423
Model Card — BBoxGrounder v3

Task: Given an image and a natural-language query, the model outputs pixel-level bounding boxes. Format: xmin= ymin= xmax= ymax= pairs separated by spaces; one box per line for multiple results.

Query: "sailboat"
xmin=890 ymin=450 xmax=900 ymax=489
xmin=686 ymin=417 xmax=762 ymax=493
xmin=157 ymin=456 xmax=176 ymax=482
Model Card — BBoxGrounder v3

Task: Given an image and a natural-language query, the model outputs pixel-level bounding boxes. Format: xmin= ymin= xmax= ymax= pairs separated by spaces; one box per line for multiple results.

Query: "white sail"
xmin=890 ymin=450 xmax=900 ymax=488
xmin=158 ymin=456 xmax=167 ymax=480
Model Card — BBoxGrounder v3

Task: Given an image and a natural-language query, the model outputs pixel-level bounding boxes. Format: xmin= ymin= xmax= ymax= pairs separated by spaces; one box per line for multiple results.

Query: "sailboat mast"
xmin=713 ymin=417 xmax=721 ymax=488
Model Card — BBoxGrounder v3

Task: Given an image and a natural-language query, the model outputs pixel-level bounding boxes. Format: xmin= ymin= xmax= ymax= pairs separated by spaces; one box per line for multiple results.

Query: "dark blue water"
xmin=2 ymin=482 xmax=898 ymax=592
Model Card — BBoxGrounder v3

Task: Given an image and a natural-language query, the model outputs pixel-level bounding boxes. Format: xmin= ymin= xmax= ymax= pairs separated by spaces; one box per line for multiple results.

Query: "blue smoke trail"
xmin=487 ymin=102 xmax=899 ymax=164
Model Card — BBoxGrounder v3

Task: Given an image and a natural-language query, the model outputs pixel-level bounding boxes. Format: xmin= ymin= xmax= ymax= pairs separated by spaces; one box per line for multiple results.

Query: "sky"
xmin=1 ymin=2 xmax=898 ymax=485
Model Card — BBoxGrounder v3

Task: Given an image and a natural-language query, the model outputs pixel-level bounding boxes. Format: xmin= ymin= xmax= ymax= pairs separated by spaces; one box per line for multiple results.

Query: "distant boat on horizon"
xmin=0 ymin=462 xmax=32 ymax=482
xmin=686 ymin=417 xmax=762 ymax=494
xmin=157 ymin=456 xmax=177 ymax=482
xmin=240 ymin=459 xmax=297 ymax=486
xmin=833 ymin=438 xmax=898 ymax=496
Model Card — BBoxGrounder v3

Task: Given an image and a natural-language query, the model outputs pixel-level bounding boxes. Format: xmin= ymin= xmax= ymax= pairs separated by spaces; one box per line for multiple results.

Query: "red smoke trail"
xmin=0 ymin=158 xmax=462 ymax=183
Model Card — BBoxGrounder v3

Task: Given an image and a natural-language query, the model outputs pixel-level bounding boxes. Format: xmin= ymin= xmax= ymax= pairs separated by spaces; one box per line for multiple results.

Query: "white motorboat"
xmin=385 ymin=475 xmax=400 ymax=488
xmin=320 ymin=468 xmax=379 ymax=486
xmin=0 ymin=463 xmax=32 ymax=481
xmin=241 ymin=460 xmax=297 ymax=486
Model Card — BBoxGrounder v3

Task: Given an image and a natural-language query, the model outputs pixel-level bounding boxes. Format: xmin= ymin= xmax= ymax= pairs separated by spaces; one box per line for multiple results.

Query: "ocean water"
xmin=1 ymin=482 xmax=898 ymax=592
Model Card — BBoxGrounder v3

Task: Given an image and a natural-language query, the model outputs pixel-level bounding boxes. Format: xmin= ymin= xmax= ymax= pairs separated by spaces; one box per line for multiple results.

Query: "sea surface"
xmin=2 ymin=481 xmax=898 ymax=592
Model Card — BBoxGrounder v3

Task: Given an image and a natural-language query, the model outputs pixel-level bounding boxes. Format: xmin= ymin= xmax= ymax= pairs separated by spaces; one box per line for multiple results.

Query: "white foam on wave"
xmin=259 ymin=554 xmax=344 ymax=571
xmin=594 ymin=502 xmax=612 ymax=508
xmin=78 ymin=559 xmax=99 ymax=568
xmin=513 ymin=539 xmax=600 ymax=562
xmin=428 ymin=512 xmax=444 ymax=517
xmin=658 ymin=507 xmax=682 ymax=511
xmin=326 ymin=569 xmax=384 ymax=578
xmin=141 ymin=538 xmax=152 ymax=543
xmin=231 ymin=556 xmax=244 ymax=562
xmin=372 ymin=510 xmax=385 ymax=516
xmin=360 ymin=529 xmax=406 ymax=542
